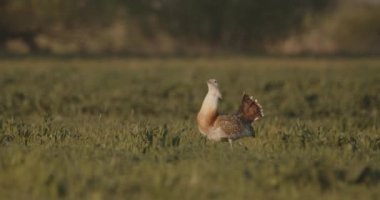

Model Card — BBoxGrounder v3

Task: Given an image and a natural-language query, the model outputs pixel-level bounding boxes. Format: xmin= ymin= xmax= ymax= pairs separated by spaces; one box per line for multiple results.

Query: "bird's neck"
xmin=199 ymin=93 xmax=219 ymax=116
xmin=197 ymin=92 xmax=219 ymax=133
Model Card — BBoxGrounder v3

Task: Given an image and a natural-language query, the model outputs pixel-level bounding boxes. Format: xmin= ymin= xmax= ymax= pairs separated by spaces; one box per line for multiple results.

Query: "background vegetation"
xmin=0 ymin=58 xmax=379 ymax=199
xmin=1 ymin=0 xmax=379 ymax=55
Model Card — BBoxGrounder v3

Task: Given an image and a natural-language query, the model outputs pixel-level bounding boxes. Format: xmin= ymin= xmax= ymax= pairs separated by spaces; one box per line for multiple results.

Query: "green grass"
xmin=0 ymin=57 xmax=379 ymax=200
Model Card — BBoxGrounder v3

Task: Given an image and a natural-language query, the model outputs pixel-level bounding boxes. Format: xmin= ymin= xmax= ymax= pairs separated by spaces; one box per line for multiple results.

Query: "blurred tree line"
xmin=0 ymin=0 xmax=379 ymax=55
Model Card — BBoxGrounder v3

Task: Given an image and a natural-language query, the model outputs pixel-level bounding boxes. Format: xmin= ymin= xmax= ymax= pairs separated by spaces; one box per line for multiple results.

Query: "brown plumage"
xmin=197 ymin=79 xmax=264 ymax=142
xmin=237 ymin=93 xmax=264 ymax=123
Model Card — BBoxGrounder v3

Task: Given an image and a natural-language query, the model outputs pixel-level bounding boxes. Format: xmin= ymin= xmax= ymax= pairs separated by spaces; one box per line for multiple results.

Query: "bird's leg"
xmin=228 ymin=138 xmax=233 ymax=149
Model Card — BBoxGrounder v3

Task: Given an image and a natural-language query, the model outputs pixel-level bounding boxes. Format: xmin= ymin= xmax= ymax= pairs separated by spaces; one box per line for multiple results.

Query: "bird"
xmin=196 ymin=79 xmax=264 ymax=146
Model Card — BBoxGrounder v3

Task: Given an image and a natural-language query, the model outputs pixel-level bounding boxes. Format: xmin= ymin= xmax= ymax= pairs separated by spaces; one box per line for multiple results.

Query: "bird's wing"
xmin=214 ymin=115 xmax=244 ymax=136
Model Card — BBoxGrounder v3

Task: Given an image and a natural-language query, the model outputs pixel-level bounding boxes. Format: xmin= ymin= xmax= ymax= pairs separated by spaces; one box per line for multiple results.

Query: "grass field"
xmin=0 ymin=57 xmax=379 ymax=200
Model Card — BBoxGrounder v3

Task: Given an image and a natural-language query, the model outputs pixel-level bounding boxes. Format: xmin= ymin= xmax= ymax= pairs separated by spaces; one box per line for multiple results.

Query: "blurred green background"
xmin=1 ymin=0 xmax=379 ymax=56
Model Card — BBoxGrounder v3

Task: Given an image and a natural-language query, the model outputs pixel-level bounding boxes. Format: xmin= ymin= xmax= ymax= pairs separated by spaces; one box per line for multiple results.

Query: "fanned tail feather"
xmin=250 ymin=96 xmax=264 ymax=120
xmin=238 ymin=93 xmax=264 ymax=122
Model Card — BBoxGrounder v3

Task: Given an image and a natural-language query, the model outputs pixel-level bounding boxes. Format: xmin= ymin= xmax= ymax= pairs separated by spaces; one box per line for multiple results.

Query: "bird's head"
xmin=207 ymin=79 xmax=222 ymax=99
